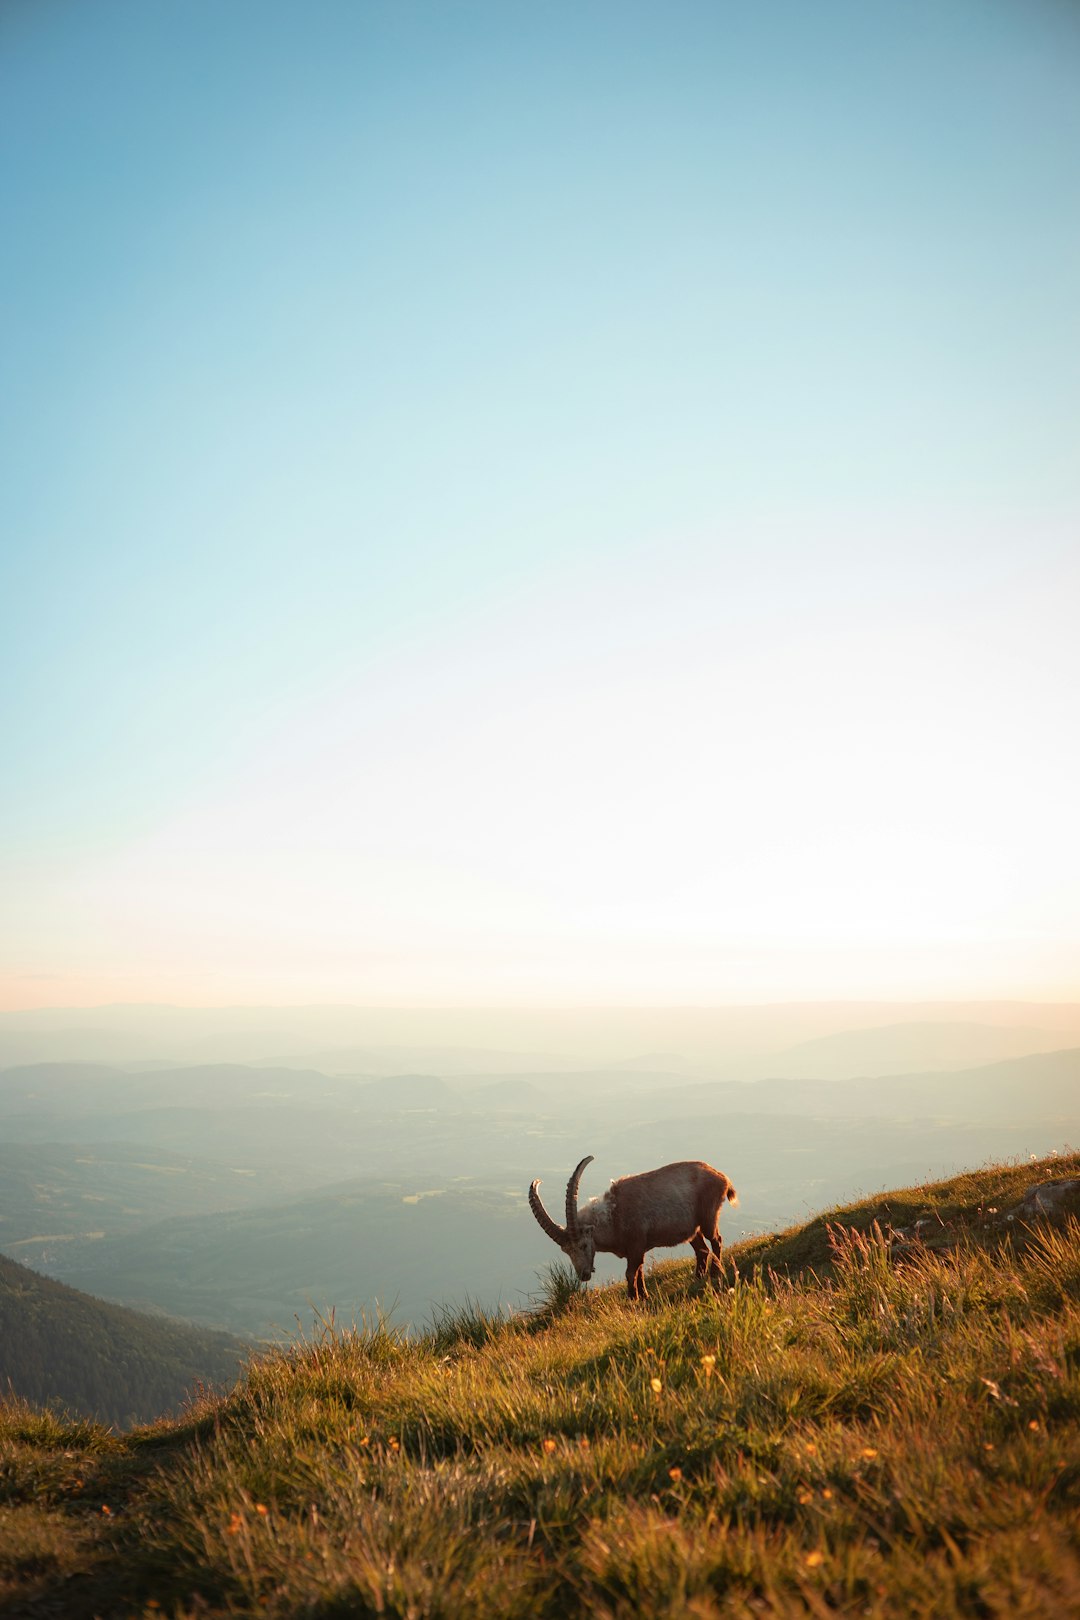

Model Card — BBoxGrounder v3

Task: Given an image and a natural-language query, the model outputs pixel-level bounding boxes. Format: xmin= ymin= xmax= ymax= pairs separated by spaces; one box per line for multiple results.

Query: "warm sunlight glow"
xmin=4 ymin=530 xmax=1078 ymax=1008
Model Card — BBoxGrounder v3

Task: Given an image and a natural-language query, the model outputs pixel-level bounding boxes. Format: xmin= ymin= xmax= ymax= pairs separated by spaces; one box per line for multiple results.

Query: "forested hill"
xmin=0 ymin=1253 xmax=248 ymax=1428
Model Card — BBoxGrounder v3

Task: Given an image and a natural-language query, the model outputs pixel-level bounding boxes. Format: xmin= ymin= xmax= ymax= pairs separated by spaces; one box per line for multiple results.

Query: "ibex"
xmin=529 ymin=1155 xmax=738 ymax=1301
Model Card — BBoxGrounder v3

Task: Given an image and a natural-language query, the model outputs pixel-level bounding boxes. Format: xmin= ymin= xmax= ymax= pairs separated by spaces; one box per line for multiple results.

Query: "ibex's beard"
xmin=564 ymin=1232 xmax=596 ymax=1280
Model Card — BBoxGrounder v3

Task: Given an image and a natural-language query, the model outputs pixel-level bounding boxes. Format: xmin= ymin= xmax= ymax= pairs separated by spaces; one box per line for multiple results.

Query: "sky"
xmin=2 ymin=0 xmax=1079 ymax=1010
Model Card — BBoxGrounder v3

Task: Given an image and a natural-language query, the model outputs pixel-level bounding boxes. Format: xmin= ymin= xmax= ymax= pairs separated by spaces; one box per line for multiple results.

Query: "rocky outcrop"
xmin=888 ymin=1177 xmax=1080 ymax=1253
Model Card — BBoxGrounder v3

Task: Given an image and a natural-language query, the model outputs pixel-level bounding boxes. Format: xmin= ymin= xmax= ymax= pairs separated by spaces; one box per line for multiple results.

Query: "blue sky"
xmin=3 ymin=0 xmax=1079 ymax=1006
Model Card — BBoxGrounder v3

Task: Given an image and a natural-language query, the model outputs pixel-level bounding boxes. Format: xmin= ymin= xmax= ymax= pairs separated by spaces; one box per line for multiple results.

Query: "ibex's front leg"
xmin=626 ymin=1253 xmax=647 ymax=1300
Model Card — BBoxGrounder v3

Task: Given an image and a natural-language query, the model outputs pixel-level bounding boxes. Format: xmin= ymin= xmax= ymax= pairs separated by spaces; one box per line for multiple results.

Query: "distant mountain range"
xmin=660 ymin=1045 xmax=1080 ymax=1120
xmin=0 ymin=1251 xmax=248 ymax=1427
xmin=756 ymin=1019 xmax=1077 ymax=1080
xmin=4 ymin=1000 xmax=1080 ymax=1073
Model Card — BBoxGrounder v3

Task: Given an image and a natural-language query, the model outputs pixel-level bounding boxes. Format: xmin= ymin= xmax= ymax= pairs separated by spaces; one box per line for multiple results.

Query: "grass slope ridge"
xmin=2 ymin=1151 xmax=1079 ymax=1618
xmin=0 ymin=1254 xmax=248 ymax=1429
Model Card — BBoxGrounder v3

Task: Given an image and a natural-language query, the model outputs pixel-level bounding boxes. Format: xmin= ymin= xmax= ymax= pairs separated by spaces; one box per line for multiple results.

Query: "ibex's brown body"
xmin=529 ymin=1156 xmax=738 ymax=1300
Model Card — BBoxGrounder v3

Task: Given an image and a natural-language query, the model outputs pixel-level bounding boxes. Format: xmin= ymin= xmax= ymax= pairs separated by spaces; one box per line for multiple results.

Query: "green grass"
xmin=3 ymin=1150 xmax=1079 ymax=1617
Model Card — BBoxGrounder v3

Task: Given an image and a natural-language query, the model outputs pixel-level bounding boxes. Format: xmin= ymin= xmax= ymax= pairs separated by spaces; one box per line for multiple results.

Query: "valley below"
xmin=1 ymin=1005 xmax=1077 ymax=1341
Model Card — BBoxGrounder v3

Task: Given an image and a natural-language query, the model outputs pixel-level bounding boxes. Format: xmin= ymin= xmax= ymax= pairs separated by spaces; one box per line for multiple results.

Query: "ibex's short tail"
xmin=726 ymin=1184 xmax=739 ymax=1208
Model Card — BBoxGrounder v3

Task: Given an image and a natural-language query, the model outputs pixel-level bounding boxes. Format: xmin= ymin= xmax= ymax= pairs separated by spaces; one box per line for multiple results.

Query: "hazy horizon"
xmin=4 ymin=1 xmax=1079 ymax=1010
xmin=5 ymin=994 xmax=1080 ymax=1071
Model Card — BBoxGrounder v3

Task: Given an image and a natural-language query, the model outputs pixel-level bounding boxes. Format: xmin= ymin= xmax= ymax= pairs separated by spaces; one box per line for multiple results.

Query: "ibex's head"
xmin=528 ymin=1155 xmax=596 ymax=1281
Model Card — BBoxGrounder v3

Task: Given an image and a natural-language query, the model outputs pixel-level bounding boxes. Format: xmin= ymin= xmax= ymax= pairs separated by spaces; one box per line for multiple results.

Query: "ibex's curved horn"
xmin=565 ymin=1155 xmax=594 ymax=1238
xmin=529 ymin=1179 xmax=567 ymax=1245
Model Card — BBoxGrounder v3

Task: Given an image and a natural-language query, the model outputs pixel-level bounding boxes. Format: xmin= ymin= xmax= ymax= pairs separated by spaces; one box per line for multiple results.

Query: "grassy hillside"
xmin=2 ymin=1151 xmax=1078 ymax=1618
xmin=0 ymin=1254 xmax=248 ymax=1429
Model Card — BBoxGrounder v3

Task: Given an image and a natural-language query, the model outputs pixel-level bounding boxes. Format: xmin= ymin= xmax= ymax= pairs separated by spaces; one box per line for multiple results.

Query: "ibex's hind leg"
xmin=626 ymin=1253 xmax=647 ymax=1300
xmin=706 ymin=1230 xmax=724 ymax=1292
xmin=690 ymin=1232 xmax=710 ymax=1278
